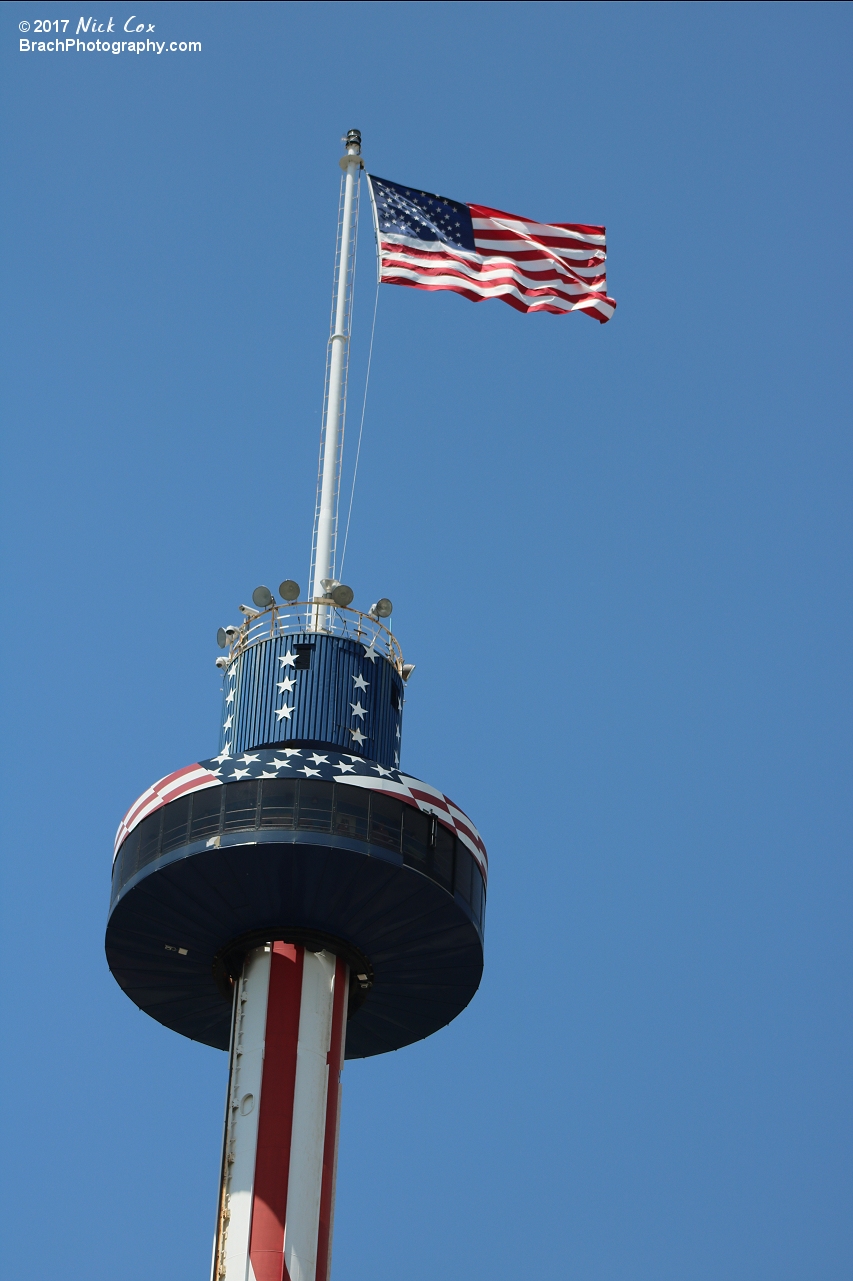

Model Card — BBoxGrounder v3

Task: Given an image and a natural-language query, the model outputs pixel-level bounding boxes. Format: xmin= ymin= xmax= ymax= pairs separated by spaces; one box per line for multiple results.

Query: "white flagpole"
xmin=311 ymin=130 xmax=363 ymax=627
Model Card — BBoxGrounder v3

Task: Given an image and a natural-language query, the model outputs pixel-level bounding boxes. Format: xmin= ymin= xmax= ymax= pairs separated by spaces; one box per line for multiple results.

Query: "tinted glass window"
xmin=161 ymin=795 xmax=190 ymax=854
xmin=469 ymin=866 xmax=485 ymax=926
xmin=370 ymin=794 xmax=402 ymax=852
xmin=402 ymin=807 xmax=431 ymax=870
xmin=297 ymin=780 xmax=333 ymax=832
xmin=260 ymin=779 xmax=296 ymax=827
xmin=117 ymin=824 xmax=141 ymax=887
xmin=223 ymin=781 xmax=259 ymax=831
xmin=432 ymin=822 xmax=455 ymax=890
xmin=334 ymin=785 xmax=369 ymax=840
xmin=294 ymin=644 xmax=313 ymax=669
xmin=454 ymin=843 xmax=473 ymax=905
xmin=137 ymin=811 xmax=162 ymax=869
xmin=190 ymin=787 xmax=222 ymax=839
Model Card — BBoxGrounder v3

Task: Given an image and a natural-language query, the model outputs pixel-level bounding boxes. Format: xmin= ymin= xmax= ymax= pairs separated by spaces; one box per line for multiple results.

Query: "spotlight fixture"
xmin=216 ymin=628 xmax=228 ymax=649
xmin=370 ymin=598 xmax=393 ymax=619
xmin=278 ymin=580 xmax=300 ymax=602
xmin=401 ymin=663 xmax=416 ymax=681
xmin=330 ymin=584 xmax=354 ymax=607
xmin=252 ymin=585 xmax=274 ymax=609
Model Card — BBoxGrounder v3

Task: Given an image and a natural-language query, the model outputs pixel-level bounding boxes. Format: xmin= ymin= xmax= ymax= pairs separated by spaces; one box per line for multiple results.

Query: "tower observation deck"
xmin=106 ymin=131 xmax=486 ymax=1281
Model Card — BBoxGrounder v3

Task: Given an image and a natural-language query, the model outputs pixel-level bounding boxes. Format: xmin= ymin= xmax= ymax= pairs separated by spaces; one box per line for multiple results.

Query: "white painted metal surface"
xmin=311 ymin=135 xmax=363 ymax=624
xmin=214 ymin=946 xmax=272 ymax=1281
xmin=284 ymin=950 xmax=338 ymax=1281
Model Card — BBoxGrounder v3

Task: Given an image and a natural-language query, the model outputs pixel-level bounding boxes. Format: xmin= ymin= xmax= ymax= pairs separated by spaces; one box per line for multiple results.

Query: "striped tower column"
xmin=212 ymin=943 xmax=349 ymax=1281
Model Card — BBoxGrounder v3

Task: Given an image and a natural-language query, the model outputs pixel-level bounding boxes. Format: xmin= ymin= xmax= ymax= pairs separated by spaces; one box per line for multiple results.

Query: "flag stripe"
xmin=379 ymin=240 xmax=607 ymax=287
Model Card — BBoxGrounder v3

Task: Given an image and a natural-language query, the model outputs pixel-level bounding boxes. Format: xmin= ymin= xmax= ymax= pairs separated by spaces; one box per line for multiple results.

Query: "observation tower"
xmin=106 ymin=130 xmax=487 ymax=1281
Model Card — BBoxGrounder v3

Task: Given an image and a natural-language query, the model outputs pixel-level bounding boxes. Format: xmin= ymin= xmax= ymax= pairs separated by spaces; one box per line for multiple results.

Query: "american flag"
xmin=367 ymin=174 xmax=616 ymax=322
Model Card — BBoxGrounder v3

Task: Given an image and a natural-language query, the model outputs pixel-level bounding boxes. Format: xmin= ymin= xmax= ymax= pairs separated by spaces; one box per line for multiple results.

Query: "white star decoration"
xmin=201 ymin=750 xmax=411 ymax=783
xmin=279 ymin=651 xmax=297 ymax=667
xmin=225 ymin=689 xmax=235 ymax=704
xmin=350 ymin=701 xmax=367 ymax=720
xmin=275 ymin=704 xmax=294 ymax=721
xmin=362 ymin=644 xmax=378 ymax=662
xmin=349 ymin=728 xmax=367 ymax=746
xmin=352 ymin=673 xmax=369 ymax=691
xmin=277 ymin=676 xmax=296 ymax=693
xmin=223 ymin=714 xmax=233 ymax=731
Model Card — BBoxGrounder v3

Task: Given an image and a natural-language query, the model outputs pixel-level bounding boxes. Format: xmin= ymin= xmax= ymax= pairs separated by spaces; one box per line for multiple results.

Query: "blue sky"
xmin=2 ymin=2 xmax=851 ymax=1278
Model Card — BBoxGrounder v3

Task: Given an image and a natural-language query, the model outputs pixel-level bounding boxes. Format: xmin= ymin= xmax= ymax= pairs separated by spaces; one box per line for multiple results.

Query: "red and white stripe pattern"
xmin=337 ymin=772 xmax=488 ymax=883
xmin=114 ymin=755 xmax=487 ymax=882
xmin=113 ymin=762 xmax=220 ymax=857
xmin=214 ymin=943 xmax=349 ymax=1281
xmin=368 ymin=173 xmax=616 ymax=322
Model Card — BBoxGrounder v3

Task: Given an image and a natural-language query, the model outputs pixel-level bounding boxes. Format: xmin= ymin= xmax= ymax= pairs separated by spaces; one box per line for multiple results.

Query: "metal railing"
xmin=224 ymin=601 xmax=404 ymax=672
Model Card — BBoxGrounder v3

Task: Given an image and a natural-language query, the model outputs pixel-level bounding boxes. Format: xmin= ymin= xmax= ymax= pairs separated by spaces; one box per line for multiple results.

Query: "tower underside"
xmin=107 ymin=751 xmax=486 ymax=1057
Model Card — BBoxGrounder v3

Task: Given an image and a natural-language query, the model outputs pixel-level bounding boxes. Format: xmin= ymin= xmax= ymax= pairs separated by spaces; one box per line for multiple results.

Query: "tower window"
xmin=294 ymin=644 xmax=313 ymax=670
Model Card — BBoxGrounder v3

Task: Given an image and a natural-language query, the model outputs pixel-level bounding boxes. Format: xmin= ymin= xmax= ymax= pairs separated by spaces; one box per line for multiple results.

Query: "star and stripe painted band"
xmin=114 ymin=750 xmax=487 ymax=882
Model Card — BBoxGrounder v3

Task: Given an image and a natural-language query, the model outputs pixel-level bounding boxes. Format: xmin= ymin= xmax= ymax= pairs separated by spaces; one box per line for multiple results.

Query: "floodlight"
xmin=401 ymin=663 xmax=416 ymax=681
xmin=217 ymin=628 xmax=227 ymax=649
xmin=252 ymin=585 xmax=274 ymax=609
xmin=331 ymin=584 xmax=354 ymax=607
xmin=371 ymin=598 xmax=393 ymax=618
xmin=279 ymin=580 xmax=300 ymax=602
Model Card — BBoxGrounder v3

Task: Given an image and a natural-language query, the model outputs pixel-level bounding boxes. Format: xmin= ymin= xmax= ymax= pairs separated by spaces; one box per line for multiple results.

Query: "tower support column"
xmin=213 ymin=943 xmax=349 ymax=1281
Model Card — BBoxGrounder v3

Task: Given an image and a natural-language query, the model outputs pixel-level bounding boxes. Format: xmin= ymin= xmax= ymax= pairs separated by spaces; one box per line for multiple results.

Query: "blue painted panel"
xmin=220 ymin=631 xmax=404 ymax=768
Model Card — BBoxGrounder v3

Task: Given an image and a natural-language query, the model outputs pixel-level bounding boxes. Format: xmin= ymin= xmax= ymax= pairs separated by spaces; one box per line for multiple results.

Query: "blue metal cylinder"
xmin=221 ymin=630 xmax=404 ymax=769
